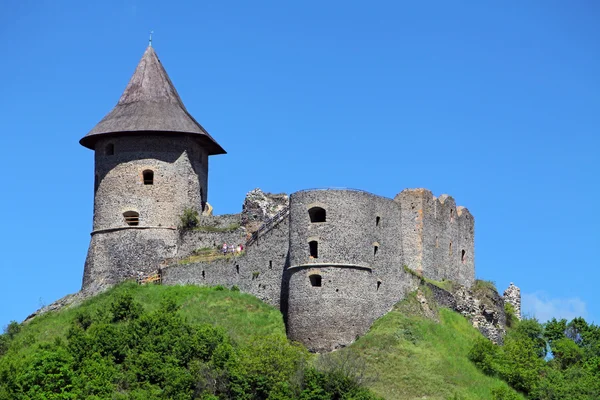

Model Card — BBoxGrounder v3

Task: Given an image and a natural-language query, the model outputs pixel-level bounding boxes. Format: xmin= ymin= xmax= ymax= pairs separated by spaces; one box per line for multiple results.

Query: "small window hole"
xmin=143 ymin=170 xmax=154 ymax=185
xmin=377 ymin=280 xmax=382 ymax=291
xmin=236 ymin=265 xmax=239 ymax=274
xmin=269 ymin=260 xmax=272 ymax=269
xmin=202 ymin=270 xmax=205 ymax=279
xmin=123 ymin=211 xmax=139 ymax=226
xmin=309 ymin=274 xmax=322 ymax=287
xmin=308 ymin=207 xmax=326 ymax=223
xmin=376 ymin=216 xmax=381 ymax=227
xmin=449 ymin=242 xmax=452 ymax=256
xmin=374 ymin=245 xmax=379 ymax=256
xmin=105 ymin=143 xmax=114 ymax=156
xmin=435 ymin=236 xmax=439 ymax=248
xmin=461 ymin=250 xmax=466 ymax=263
xmin=309 ymin=241 xmax=318 ymax=258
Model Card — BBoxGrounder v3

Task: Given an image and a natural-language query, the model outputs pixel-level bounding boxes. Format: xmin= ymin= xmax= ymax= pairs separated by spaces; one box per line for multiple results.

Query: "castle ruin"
xmin=81 ymin=45 xmax=480 ymax=352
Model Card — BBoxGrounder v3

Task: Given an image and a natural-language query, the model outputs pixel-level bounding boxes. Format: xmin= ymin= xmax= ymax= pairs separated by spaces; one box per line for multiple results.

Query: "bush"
xmin=179 ymin=207 xmax=199 ymax=230
xmin=468 ymin=337 xmax=498 ymax=376
xmin=110 ymin=293 xmax=143 ymax=322
xmin=505 ymin=303 xmax=516 ymax=329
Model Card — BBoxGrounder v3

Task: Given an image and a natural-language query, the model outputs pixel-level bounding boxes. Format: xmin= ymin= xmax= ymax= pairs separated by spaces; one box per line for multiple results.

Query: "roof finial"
xmin=149 ymin=30 xmax=154 ymax=47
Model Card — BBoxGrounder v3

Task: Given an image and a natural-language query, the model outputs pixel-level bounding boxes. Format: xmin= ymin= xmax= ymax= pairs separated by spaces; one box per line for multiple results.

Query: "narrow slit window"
xmin=105 ymin=143 xmax=114 ymax=156
xmin=123 ymin=211 xmax=139 ymax=226
xmin=308 ymin=207 xmax=326 ymax=223
xmin=309 ymin=274 xmax=322 ymax=287
xmin=143 ymin=170 xmax=154 ymax=185
xmin=376 ymin=216 xmax=381 ymax=227
xmin=450 ymin=209 xmax=454 ymax=221
xmin=269 ymin=260 xmax=272 ymax=269
xmin=309 ymin=241 xmax=318 ymax=258
xmin=377 ymin=280 xmax=382 ymax=291
xmin=461 ymin=250 xmax=466 ymax=263
xmin=374 ymin=245 xmax=379 ymax=256
xmin=449 ymin=242 xmax=452 ymax=256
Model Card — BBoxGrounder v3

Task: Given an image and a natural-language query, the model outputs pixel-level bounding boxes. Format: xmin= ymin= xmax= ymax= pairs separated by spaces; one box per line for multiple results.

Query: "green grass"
xmin=11 ymin=283 xmax=285 ymax=357
xmin=340 ymin=291 xmax=524 ymax=400
xmin=8 ymin=282 xmax=522 ymax=399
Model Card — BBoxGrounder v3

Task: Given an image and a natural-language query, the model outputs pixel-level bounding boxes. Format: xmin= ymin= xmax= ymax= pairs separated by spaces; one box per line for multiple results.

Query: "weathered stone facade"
xmin=79 ymin=45 xmax=489 ymax=353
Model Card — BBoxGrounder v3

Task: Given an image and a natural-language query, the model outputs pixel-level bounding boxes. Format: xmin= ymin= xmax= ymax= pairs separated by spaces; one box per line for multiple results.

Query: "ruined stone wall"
xmin=162 ymin=217 xmax=289 ymax=308
xmin=83 ymin=134 xmax=208 ymax=290
xmin=396 ymin=189 xmax=474 ymax=287
xmin=175 ymin=213 xmax=245 ymax=260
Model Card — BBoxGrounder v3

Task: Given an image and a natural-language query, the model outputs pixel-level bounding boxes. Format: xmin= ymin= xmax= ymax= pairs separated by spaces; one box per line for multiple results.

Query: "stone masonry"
xmin=78 ymin=45 xmax=497 ymax=352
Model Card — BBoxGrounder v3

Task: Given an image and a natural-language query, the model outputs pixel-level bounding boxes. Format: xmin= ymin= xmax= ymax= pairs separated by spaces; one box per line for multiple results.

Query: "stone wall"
xmin=162 ymin=216 xmax=290 ymax=308
xmin=83 ymin=134 xmax=209 ymax=291
xmin=503 ymin=283 xmax=522 ymax=321
xmin=395 ymin=189 xmax=475 ymax=288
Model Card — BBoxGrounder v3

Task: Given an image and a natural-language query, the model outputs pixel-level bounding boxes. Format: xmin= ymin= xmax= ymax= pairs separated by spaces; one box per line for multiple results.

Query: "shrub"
xmin=231 ymin=285 xmax=240 ymax=292
xmin=505 ymin=303 xmax=516 ymax=329
xmin=110 ymin=293 xmax=143 ymax=322
xmin=179 ymin=207 xmax=199 ymax=230
xmin=213 ymin=285 xmax=225 ymax=291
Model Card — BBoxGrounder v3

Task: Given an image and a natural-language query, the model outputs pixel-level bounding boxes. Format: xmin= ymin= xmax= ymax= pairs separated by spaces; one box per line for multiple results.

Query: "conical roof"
xmin=80 ymin=46 xmax=225 ymax=154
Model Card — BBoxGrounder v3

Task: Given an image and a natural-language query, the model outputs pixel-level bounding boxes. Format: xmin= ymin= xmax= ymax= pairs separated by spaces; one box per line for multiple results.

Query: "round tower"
xmin=286 ymin=189 xmax=383 ymax=352
xmin=80 ymin=46 xmax=225 ymax=291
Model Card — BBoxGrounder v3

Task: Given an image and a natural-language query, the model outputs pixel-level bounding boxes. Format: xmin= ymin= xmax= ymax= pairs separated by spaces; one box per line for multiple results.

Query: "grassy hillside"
xmin=346 ymin=290 xmax=523 ymax=399
xmin=0 ymin=283 xmax=522 ymax=399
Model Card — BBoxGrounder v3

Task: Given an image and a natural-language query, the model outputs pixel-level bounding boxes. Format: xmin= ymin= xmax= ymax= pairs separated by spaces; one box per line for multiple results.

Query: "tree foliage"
xmin=469 ymin=316 xmax=600 ymax=399
xmin=0 ymin=290 xmax=381 ymax=400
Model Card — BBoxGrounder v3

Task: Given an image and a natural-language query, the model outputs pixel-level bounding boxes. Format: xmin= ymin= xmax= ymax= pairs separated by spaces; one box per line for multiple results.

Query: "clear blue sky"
xmin=1 ymin=1 xmax=598 ymax=328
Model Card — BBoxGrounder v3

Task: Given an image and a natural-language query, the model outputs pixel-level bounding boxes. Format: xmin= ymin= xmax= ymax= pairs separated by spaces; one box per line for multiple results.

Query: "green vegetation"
xmin=0 ymin=283 xmax=380 ymax=399
xmin=180 ymin=207 xmax=200 ymax=230
xmin=343 ymin=289 xmax=523 ymax=400
xmin=402 ymin=265 xmax=456 ymax=292
xmin=469 ymin=316 xmax=600 ymax=399
xmin=2 ymin=281 xmax=597 ymax=399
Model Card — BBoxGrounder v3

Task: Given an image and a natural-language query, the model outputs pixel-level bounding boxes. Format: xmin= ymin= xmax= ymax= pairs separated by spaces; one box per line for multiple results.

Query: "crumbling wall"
xmin=162 ymin=217 xmax=289 ymax=308
xmin=396 ymin=189 xmax=474 ymax=288
xmin=503 ymin=283 xmax=522 ymax=321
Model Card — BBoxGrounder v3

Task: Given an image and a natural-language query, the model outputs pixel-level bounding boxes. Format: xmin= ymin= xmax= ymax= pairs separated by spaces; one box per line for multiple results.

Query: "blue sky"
xmin=1 ymin=1 xmax=598 ymax=328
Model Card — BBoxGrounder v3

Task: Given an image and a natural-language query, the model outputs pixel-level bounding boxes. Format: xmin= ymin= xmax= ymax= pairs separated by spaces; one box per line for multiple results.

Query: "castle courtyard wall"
xmin=162 ymin=217 xmax=289 ymax=308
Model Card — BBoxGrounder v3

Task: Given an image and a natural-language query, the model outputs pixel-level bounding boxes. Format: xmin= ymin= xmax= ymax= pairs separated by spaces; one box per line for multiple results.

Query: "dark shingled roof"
xmin=80 ymin=46 xmax=225 ymax=154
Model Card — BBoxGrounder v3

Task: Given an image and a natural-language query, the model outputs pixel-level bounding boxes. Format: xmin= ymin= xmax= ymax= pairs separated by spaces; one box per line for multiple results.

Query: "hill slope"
xmin=0 ymin=283 xmax=521 ymax=399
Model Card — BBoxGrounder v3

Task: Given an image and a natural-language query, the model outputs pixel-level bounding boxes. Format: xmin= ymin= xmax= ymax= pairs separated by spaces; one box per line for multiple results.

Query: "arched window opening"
xmin=309 ymin=241 xmax=318 ymax=258
xmin=309 ymin=274 xmax=322 ymax=287
xmin=308 ymin=207 xmax=326 ymax=223
xmin=123 ymin=211 xmax=139 ymax=226
xmin=376 ymin=216 xmax=381 ymax=227
xmin=449 ymin=242 xmax=452 ymax=256
xmin=374 ymin=245 xmax=379 ymax=256
xmin=143 ymin=170 xmax=154 ymax=185
xmin=450 ymin=209 xmax=454 ymax=222
xmin=105 ymin=143 xmax=114 ymax=156
xmin=461 ymin=250 xmax=466 ymax=263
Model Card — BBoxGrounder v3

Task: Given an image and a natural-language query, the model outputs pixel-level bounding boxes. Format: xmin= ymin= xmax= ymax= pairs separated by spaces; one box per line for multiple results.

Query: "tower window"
xmin=309 ymin=241 xmax=318 ymax=258
xmin=123 ymin=211 xmax=139 ymax=226
xmin=105 ymin=143 xmax=114 ymax=156
xmin=461 ymin=250 xmax=466 ymax=263
xmin=309 ymin=274 xmax=322 ymax=287
xmin=143 ymin=170 xmax=154 ymax=185
xmin=374 ymin=245 xmax=379 ymax=256
xmin=449 ymin=242 xmax=452 ymax=256
xmin=377 ymin=280 xmax=382 ymax=291
xmin=450 ymin=209 xmax=454 ymax=221
xmin=308 ymin=207 xmax=326 ymax=223
xmin=376 ymin=216 xmax=381 ymax=227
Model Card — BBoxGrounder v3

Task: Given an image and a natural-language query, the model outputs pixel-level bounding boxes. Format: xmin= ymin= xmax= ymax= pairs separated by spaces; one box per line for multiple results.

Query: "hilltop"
xmin=0 ymin=282 xmax=521 ymax=399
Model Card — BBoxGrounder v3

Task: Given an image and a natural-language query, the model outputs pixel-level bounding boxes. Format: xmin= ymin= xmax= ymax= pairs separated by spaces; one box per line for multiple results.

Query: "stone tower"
xmin=80 ymin=46 xmax=225 ymax=291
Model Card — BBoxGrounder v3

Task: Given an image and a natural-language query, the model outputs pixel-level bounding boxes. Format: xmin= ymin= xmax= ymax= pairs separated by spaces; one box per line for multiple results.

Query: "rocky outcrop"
xmin=503 ymin=283 xmax=522 ymax=321
xmin=241 ymin=188 xmax=289 ymax=232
